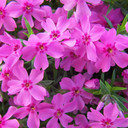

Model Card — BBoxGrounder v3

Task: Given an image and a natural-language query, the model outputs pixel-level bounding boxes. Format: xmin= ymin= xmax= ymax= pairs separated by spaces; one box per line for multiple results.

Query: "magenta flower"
xmin=122 ymin=69 xmax=128 ymax=84
xmin=8 ymin=64 xmax=46 ymax=106
xmin=14 ymin=99 xmax=52 ymax=128
xmin=39 ymin=93 xmax=76 ymax=128
xmin=60 ymin=0 xmax=101 ymax=11
xmin=0 ymin=0 xmax=17 ymax=31
xmin=6 ymin=0 xmax=45 ymax=28
xmin=39 ymin=16 xmax=74 ymax=47
xmin=22 ymin=34 xmax=63 ymax=70
xmin=95 ymin=28 xmax=128 ymax=72
xmin=0 ymin=106 xmax=19 ymax=128
xmin=60 ymin=74 xmax=92 ymax=110
xmin=61 ymin=0 xmax=101 ymax=19
xmin=87 ymin=103 xmax=128 ymax=128
xmin=71 ymin=16 xmax=105 ymax=62
xmin=0 ymin=32 xmax=22 ymax=67
xmin=90 ymin=3 xmax=123 ymax=28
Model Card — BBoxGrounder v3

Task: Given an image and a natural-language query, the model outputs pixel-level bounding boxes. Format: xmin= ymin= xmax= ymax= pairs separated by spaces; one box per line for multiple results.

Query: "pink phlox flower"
xmin=84 ymin=60 xmax=99 ymax=74
xmin=0 ymin=0 xmax=17 ymax=31
xmin=122 ymin=69 xmax=128 ymax=84
xmin=22 ymin=34 xmax=63 ymax=70
xmin=39 ymin=93 xmax=76 ymax=128
xmin=40 ymin=16 xmax=74 ymax=47
xmin=50 ymin=7 xmax=67 ymax=24
xmin=61 ymin=0 xmax=101 ymax=21
xmin=71 ymin=16 xmax=105 ymax=62
xmin=87 ymin=103 xmax=128 ymax=128
xmin=14 ymin=99 xmax=52 ymax=128
xmin=67 ymin=114 xmax=89 ymax=128
xmin=0 ymin=32 xmax=22 ymax=67
xmin=0 ymin=60 xmax=22 ymax=92
xmin=85 ymin=78 xmax=100 ymax=89
xmin=0 ymin=106 xmax=19 ymax=128
xmin=95 ymin=28 xmax=128 ymax=72
xmin=6 ymin=0 xmax=45 ymax=28
xmin=90 ymin=4 xmax=123 ymax=28
xmin=59 ymin=46 xmax=82 ymax=71
xmin=8 ymin=63 xmax=46 ymax=106
xmin=60 ymin=74 xmax=92 ymax=110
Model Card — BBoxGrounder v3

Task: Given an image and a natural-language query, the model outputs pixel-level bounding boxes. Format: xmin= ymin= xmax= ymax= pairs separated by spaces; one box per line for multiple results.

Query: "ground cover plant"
xmin=0 ymin=0 xmax=128 ymax=128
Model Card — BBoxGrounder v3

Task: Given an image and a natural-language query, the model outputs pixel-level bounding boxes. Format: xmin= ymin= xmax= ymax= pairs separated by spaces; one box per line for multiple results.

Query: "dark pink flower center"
xmin=103 ymin=44 xmax=116 ymax=56
xmin=0 ymin=7 xmax=5 ymax=18
xmin=0 ymin=42 xmax=4 ymax=47
xmin=13 ymin=44 xmax=20 ymax=51
xmin=101 ymin=118 xmax=113 ymax=128
xmin=54 ymin=109 xmax=63 ymax=118
xmin=82 ymin=33 xmax=91 ymax=45
xmin=50 ymin=30 xmax=60 ymax=40
xmin=70 ymin=52 xmax=78 ymax=59
xmin=22 ymin=80 xmax=32 ymax=90
xmin=1 ymin=69 xmax=11 ymax=79
xmin=36 ymin=42 xmax=47 ymax=53
xmin=72 ymin=87 xmax=81 ymax=96
xmin=23 ymin=2 xmax=33 ymax=13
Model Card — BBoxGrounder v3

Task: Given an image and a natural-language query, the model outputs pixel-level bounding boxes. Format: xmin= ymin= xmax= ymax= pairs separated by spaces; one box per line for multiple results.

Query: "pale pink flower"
xmin=39 ymin=93 xmax=76 ymax=128
xmin=87 ymin=103 xmax=128 ymax=128
xmin=8 ymin=64 xmax=46 ymax=106
xmin=0 ymin=106 xmax=19 ymax=128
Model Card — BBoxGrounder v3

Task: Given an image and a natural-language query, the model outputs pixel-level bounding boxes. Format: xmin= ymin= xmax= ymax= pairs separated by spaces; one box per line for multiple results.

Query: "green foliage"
xmin=117 ymin=14 xmax=128 ymax=34
xmin=23 ymin=17 xmax=34 ymax=38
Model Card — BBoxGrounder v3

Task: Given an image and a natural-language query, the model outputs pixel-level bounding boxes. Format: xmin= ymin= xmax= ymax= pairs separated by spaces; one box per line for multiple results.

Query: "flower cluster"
xmin=0 ymin=0 xmax=128 ymax=128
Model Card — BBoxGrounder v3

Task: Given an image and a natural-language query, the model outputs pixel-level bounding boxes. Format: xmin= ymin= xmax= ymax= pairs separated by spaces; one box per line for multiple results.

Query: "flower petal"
xmin=34 ymin=52 xmax=49 ymax=70
xmin=27 ymin=112 xmax=40 ymax=128
xmin=29 ymin=85 xmax=46 ymax=101
xmin=30 ymin=69 xmax=44 ymax=84
xmin=60 ymin=77 xmax=75 ymax=90
xmin=17 ymin=89 xmax=31 ymax=106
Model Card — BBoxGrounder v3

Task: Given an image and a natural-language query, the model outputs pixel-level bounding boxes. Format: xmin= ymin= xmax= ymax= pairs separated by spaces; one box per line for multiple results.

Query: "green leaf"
xmin=121 ymin=14 xmax=128 ymax=28
xmin=104 ymin=16 xmax=114 ymax=28
xmin=105 ymin=81 xmax=111 ymax=91
xmin=117 ymin=14 xmax=128 ymax=34
xmin=110 ymin=69 xmax=116 ymax=86
xmin=111 ymin=87 xmax=127 ymax=91
xmin=113 ymin=94 xmax=128 ymax=103
xmin=106 ymin=5 xmax=113 ymax=15
xmin=40 ymin=80 xmax=54 ymax=86
xmin=100 ymin=80 xmax=110 ymax=94
xmin=101 ymin=72 xmax=104 ymax=81
xmin=67 ymin=9 xmax=74 ymax=19
xmin=125 ymin=114 xmax=128 ymax=118
xmin=83 ymin=88 xmax=101 ymax=95
xmin=24 ymin=17 xmax=34 ymax=37
xmin=111 ymin=95 xmax=128 ymax=112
